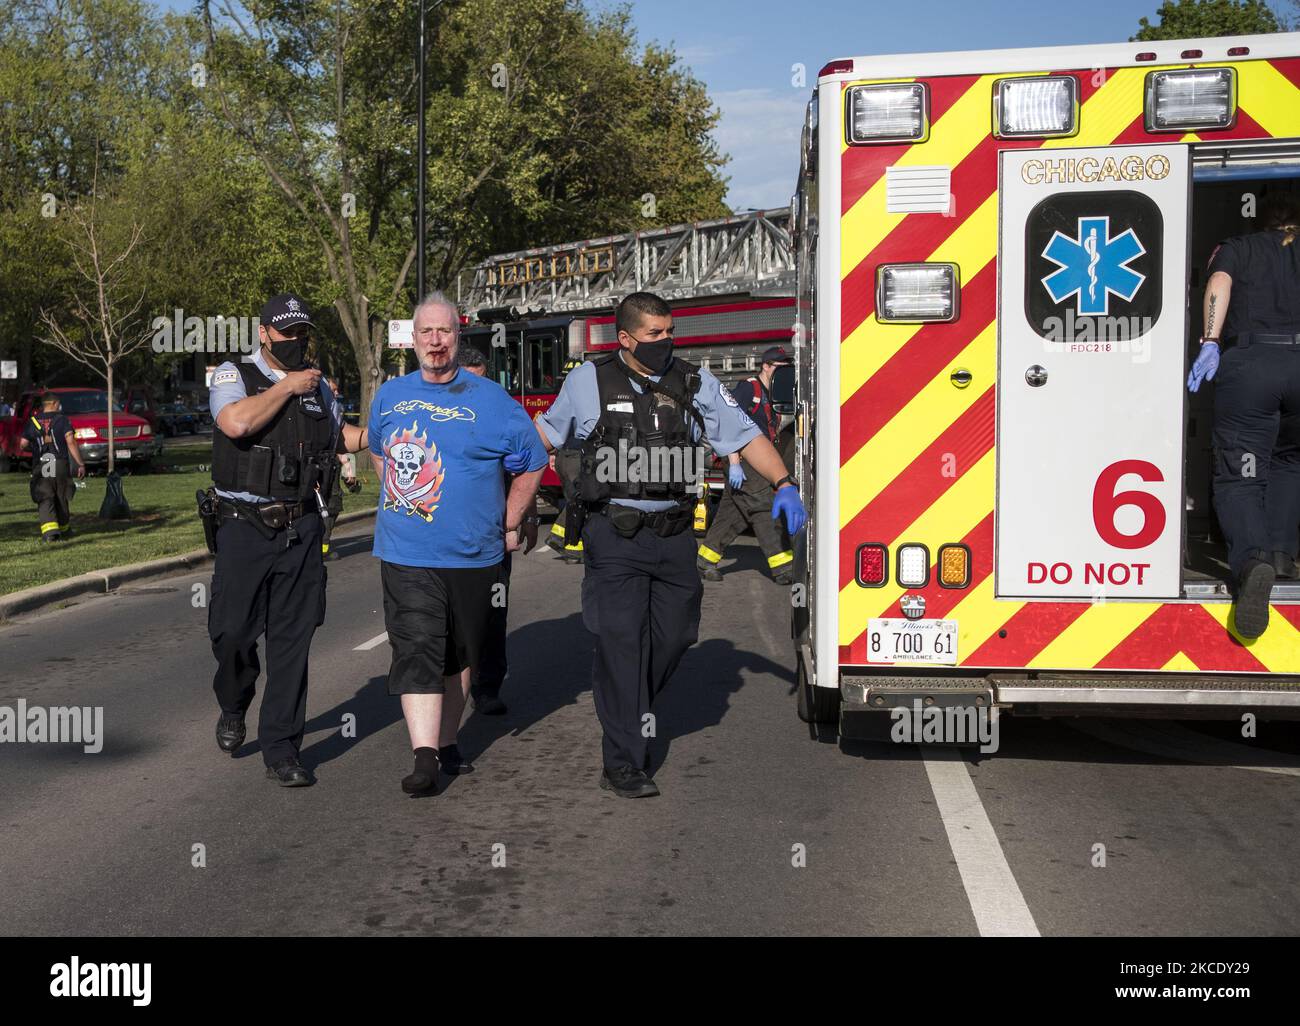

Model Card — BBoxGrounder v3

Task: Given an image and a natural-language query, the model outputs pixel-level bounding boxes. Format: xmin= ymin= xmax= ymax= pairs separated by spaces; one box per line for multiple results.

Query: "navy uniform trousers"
xmin=1212 ymin=340 xmax=1300 ymax=577
xmin=208 ymin=511 xmax=326 ymax=766
xmin=581 ymin=511 xmax=703 ymax=773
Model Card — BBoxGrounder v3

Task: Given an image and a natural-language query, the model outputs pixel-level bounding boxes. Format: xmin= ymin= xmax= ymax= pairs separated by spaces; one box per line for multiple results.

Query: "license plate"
xmin=115 ymin=449 xmax=131 ymax=459
xmin=867 ymin=619 xmax=958 ymax=665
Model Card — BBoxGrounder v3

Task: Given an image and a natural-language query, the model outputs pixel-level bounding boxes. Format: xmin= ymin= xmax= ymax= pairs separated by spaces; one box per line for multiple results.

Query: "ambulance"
xmin=791 ymin=33 xmax=1300 ymax=730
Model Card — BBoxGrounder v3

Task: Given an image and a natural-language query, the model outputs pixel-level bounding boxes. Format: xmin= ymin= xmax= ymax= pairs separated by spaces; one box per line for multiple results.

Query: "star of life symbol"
xmin=1041 ymin=215 xmax=1145 ymax=316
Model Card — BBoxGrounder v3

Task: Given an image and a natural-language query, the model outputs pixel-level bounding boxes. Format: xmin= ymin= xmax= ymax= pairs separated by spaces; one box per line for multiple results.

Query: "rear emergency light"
xmin=1145 ymin=67 xmax=1236 ymax=132
xmin=938 ymin=544 xmax=971 ymax=589
xmin=1227 ymin=47 xmax=1250 ymax=57
xmin=1136 ymin=52 xmax=1157 ymax=62
xmin=1180 ymin=49 xmax=1203 ymax=60
xmin=856 ymin=543 xmax=888 ymax=587
xmin=846 ymin=83 xmax=929 ymax=145
xmin=876 ymin=263 xmax=959 ymax=323
xmin=896 ymin=544 xmax=930 ymax=588
xmin=993 ymin=75 xmax=1078 ymax=138
xmin=819 ymin=59 xmax=854 ymax=78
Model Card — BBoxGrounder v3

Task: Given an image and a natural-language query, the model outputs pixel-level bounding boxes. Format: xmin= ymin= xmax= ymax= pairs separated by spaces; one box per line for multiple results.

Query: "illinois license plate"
xmin=867 ymin=619 xmax=958 ymax=665
xmin=115 ymin=449 xmax=131 ymax=459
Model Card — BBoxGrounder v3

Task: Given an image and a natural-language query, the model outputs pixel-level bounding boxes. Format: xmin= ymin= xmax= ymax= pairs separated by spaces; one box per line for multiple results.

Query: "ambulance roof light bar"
xmin=1145 ymin=67 xmax=1237 ymax=132
xmin=846 ymin=82 xmax=929 ymax=145
xmin=993 ymin=75 xmax=1078 ymax=139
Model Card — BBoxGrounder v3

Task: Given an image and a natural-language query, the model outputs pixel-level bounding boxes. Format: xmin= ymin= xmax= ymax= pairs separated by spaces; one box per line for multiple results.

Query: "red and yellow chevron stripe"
xmin=838 ymin=57 xmax=1300 ymax=675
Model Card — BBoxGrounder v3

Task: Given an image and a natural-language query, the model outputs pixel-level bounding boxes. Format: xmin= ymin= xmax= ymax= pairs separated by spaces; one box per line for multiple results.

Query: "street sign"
xmin=388 ymin=319 xmax=414 ymax=349
xmin=0 ymin=361 xmax=16 ymax=379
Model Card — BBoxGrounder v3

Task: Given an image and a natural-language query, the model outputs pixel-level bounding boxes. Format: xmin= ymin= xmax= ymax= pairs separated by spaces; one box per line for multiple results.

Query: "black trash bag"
xmin=99 ymin=470 xmax=131 ymax=519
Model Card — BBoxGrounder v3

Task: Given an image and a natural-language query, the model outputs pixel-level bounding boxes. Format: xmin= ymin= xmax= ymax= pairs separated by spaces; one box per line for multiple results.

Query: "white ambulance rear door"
xmin=996 ymin=145 xmax=1190 ymax=601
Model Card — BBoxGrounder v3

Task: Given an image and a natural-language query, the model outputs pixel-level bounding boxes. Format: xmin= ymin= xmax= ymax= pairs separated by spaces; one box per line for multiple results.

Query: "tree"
xmin=199 ymin=0 xmax=728 ymax=425
xmin=1132 ymin=0 xmax=1283 ymax=39
xmin=38 ymin=161 xmax=155 ymax=478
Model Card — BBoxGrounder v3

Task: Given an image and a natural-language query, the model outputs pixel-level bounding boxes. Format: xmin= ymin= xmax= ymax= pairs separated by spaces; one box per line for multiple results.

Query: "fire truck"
xmin=792 ymin=32 xmax=1300 ymax=730
xmin=456 ymin=208 xmax=798 ymax=505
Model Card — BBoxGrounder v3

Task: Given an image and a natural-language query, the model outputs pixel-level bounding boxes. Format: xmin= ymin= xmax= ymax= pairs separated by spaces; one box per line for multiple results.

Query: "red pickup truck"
xmin=0 ymin=388 xmax=162 ymax=472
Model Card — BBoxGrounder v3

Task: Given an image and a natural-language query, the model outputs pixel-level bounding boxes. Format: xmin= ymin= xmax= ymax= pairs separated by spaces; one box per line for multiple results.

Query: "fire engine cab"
xmin=792 ymin=32 xmax=1300 ymax=730
xmin=457 ymin=208 xmax=799 ymax=505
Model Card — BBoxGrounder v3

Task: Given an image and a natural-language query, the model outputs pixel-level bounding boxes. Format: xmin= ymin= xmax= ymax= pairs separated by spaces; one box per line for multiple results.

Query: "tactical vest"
xmin=211 ymin=362 xmax=336 ymax=502
xmin=569 ymin=354 xmax=706 ymax=503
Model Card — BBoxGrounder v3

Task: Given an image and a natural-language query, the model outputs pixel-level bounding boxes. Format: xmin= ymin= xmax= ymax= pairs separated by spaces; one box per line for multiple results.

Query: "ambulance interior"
xmin=1183 ymin=154 xmax=1300 ymax=597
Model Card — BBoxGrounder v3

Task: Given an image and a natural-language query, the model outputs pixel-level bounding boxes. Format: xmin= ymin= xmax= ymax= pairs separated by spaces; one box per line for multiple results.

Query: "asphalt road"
xmin=1 ymin=518 xmax=1298 ymax=936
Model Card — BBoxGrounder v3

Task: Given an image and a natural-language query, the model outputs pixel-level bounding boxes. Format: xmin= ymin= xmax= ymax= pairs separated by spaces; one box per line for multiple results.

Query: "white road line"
xmin=922 ymin=749 xmax=1041 ymax=937
xmin=354 ymin=631 xmax=389 ymax=651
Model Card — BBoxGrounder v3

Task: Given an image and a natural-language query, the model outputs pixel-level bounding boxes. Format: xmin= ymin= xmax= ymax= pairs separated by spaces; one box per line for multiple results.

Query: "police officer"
xmin=697 ymin=345 xmax=795 ymax=584
xmin=1188 ymin=191 xmax=1300 ymax=639
xmin=535 ymin=292 xmax=807 ymax=798
xmin=20 ymin=391 xmax=85 ymax=542
xmin=205 ymin=293 xmax=370 ymax=786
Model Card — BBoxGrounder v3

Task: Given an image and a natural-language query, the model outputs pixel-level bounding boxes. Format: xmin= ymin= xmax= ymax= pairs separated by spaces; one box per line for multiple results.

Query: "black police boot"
xmin=1234 ymin=558 xmax=1276 ymax=640
xmin=696 ymin=558 xmax=722 ymax=582
xmin=1271 ymin=551 xmax=1297 ymax=580
xmin=265 ymin=756 xmax=312 ymax=787
xmin=473 ymin=693 xmax=508 ymax=716
xmin=439 ymin=743 xmax=474 ymax=775
xmin=215 ymin=714 xmax=246 ymax=755
xmin=401 ymin=746 xmax=440 ymax=795
xmin=599 ymin=765 xmax=660 ymax=798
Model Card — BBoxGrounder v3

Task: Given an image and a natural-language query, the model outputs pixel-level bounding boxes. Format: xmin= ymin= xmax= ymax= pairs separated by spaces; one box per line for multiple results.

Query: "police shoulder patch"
xmin=719 ymin=383 xmax=738 ymax=408
xmin=212 ymin=368 xmax=238 ymax=385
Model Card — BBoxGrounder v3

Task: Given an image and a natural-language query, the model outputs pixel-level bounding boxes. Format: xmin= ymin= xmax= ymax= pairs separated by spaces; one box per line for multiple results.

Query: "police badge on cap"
xmin=259 ymin=293 xmax=316 ymax=331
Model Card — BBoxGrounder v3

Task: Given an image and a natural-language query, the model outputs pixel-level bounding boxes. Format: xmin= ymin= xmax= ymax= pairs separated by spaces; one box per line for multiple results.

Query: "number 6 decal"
xmin=1092 ymin=459 xmax=1166 ymax=550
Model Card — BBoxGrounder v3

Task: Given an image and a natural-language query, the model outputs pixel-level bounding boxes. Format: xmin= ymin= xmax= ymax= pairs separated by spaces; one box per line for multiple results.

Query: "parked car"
xmin=0 ymin=388 xmax=162 ymax=472
xmin=155 ymin=403 xmax=199 ymax=437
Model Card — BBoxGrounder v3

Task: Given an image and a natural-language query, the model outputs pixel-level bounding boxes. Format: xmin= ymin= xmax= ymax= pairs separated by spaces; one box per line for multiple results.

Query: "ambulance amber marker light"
xmin=938 ymin=544 xmax=971 ymax=589
xmin=857 ymin=544 xmax=887 ymax=587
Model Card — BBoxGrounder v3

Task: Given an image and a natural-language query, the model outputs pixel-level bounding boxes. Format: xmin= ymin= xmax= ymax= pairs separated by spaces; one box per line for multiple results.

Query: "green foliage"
xmin=1133 ymin=0 xmax=1284 ymax=40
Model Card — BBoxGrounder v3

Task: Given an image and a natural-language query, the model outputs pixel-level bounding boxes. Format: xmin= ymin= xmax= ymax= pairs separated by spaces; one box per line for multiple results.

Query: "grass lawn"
xmin=0 ymin=437 xmax=379 ymax=598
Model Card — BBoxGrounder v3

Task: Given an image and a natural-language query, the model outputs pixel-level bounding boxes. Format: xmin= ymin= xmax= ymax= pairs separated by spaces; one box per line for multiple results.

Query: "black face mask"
xmin=630 ymin=335 xmax=674 ymax=375
xmin=268 ymin=336 xmax=309 ymax=371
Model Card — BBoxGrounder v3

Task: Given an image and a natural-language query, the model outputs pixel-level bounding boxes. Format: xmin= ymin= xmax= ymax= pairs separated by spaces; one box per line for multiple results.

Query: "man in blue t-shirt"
xmin=368 ymin=292 xmax=547 ymax=794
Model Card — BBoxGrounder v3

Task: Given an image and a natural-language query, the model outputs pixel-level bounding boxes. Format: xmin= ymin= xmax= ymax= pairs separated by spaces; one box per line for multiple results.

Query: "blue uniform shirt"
xmin=369 ymin=367 xmax=548 ymax=568
xmin=208 ymin=349 xmax=342 ymax=503
xmin=537 ymin=351 xmax=761 ymax=512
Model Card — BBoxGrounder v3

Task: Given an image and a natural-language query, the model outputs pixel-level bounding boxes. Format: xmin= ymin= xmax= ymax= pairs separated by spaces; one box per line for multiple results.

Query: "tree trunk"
xmin=106 ymin=362 xmax=115 ymax=475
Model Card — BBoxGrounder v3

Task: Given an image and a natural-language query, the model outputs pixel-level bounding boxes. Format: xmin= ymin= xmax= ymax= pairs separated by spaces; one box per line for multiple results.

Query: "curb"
xmin=0 ymin=508 xmax=377 ymax=623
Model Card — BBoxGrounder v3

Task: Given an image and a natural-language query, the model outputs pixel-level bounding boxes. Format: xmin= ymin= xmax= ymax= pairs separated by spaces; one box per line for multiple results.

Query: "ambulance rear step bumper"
xmin=841 ymin=672 xmax=1300 ymax=718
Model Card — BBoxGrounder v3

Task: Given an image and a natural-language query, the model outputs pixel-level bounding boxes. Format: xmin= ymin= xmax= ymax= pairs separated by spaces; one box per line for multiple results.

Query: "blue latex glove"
xmin=1187 ymin=341 xmax=1220 ymax=393
xmin=727 ymin=462 xmax=746 ymax=490
xmin=772 ymin=485 xmax=807 ymax=536
xmin=503 ymin=450 xmax=531 ymax=474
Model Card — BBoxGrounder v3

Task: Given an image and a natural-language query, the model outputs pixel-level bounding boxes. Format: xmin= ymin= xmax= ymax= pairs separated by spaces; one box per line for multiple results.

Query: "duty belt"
xmin=1239 ymin=332 xmax=1300 ymax=346
xmin=598 ymin=501 xmax=693 ymax=539
xmin=217 ymin=498 xmax=308 ymax=531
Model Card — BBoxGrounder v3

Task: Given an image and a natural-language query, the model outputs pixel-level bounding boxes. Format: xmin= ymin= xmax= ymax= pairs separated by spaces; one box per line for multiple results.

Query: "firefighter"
xmin=204 ymin=293 xmax=370 ymax=786
xmin=20 ymin=391 xmax=85 ymax=542
xmin=1188 ymin=191 xmax=1300 ymax=639
xmin=535 ymin=292 xmax=807 ymax=798
xmin=696 ymin=346 xmax=795 ymax=584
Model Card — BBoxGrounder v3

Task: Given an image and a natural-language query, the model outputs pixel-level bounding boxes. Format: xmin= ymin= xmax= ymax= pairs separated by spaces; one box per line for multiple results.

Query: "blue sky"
xmin=158 ymin=0 xmax=1294 ymax=211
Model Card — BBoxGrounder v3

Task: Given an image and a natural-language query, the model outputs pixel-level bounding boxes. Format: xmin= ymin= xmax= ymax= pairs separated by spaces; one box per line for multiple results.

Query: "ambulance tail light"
xmin=1145 ymin=68 xmax=1236 ymax=132
xmin=856 ymin=544 xmax=888 ymax=588
xmin=876 ymin=263 xmax=959 ymax=323
xmin=938 ymin=544 xmax=971 ymax=589
xmin=896 ymin=544 xmax=930 ymax=588
xmin=994 ymin=75 xmax=1078 ymax=138
xmin=846 ymin=83 xmax=928 ymax=144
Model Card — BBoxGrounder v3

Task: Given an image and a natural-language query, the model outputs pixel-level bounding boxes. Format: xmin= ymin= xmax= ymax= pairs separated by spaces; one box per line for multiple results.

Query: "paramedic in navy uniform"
xmin=1188 ymin=192 xmax=1300 ymax=639
xmin=207 ymin=293 xmax=369 ymax=787
xmin=535 ymin=291 xmax=807 ymax=798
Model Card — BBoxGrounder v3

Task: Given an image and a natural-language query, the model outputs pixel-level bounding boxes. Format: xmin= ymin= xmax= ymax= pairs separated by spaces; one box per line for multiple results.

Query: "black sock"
xmin=413 ymin=746 xmax=440 ymax=775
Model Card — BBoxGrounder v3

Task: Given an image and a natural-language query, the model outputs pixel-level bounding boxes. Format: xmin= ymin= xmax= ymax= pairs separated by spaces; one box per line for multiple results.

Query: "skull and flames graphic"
xmin=382 ymin=422 xmax=444 ymax=522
